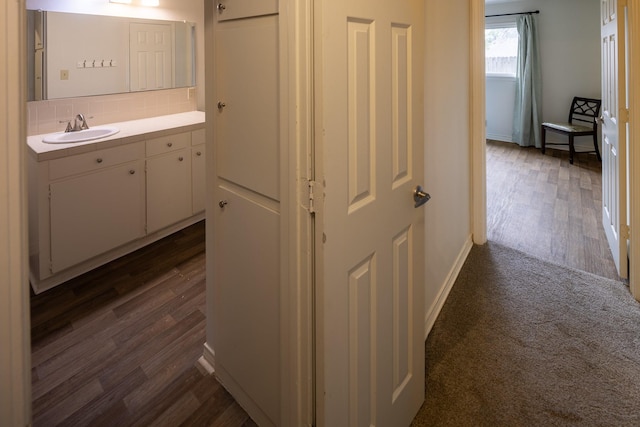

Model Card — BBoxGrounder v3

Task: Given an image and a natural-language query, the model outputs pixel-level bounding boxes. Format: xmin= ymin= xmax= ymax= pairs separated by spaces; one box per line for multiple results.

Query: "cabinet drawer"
xmin=49 ymin=142 xmax=144 ymax=181
xmin=146 ymin=132 xmax=190 ymax=157
xmin=191 ymin=128 xmax=205 ymax=146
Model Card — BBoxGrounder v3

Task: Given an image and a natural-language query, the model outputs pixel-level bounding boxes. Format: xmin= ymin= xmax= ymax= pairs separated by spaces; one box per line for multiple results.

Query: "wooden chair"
xmin=541 ymin=97 xmax=602 ymax=164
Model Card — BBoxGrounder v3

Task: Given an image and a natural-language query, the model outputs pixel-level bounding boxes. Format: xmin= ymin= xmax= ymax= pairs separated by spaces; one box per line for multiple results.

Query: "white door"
xmin=318 ymin=0 xmax=426 ymax=425
xmin=130 ymin=23 xmax=172 ymax=91
xmin=601 ymin=0 xmax=628 ymax=278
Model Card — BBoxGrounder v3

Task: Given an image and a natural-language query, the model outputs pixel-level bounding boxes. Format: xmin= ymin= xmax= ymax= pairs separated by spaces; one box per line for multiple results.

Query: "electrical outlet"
xmin=60 ymin=69 xmax=69 ymax=80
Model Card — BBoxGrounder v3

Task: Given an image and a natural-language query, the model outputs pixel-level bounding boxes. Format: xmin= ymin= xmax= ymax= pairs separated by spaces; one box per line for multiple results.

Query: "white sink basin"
xmin=42 ymin=126 xmax=120 ymax=144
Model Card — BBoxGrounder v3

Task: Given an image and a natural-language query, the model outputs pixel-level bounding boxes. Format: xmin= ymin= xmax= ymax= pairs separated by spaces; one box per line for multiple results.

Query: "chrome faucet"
xmin=62 ymin=114 xmax=91 ymax=132
xmin=73 ymin=114 xmax=90 ymax=131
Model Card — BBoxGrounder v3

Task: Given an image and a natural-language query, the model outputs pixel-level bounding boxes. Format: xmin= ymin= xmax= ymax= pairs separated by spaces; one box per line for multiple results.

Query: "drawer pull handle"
xmin=178 ymin=156 xmax=184 ymax=162
xmin=167 ymin=142 xmax=173 ymax=147
xmin=129 ymin=170 xmax=136 ymax=175
xmin=196 ymin=151 xmax=202 ymax=156
xmin=96 ymin=158 xmax=103 ymax=164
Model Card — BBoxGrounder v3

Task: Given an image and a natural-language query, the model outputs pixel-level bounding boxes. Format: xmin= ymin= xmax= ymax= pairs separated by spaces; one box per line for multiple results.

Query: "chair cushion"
xmin=542 ymin=122 xmax=593 ymax=133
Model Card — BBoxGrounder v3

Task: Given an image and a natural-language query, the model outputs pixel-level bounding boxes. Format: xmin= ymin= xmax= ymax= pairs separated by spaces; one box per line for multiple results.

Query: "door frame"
xmin=470 ymin=0 xmax=640 ymax=299
xmin=0 ymin=0 xmax=31 ymax=424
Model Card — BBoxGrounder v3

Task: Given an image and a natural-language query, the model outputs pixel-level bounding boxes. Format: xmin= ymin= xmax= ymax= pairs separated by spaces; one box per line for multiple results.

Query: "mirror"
xmin=27 ymin=10 xmax=195 ymax=101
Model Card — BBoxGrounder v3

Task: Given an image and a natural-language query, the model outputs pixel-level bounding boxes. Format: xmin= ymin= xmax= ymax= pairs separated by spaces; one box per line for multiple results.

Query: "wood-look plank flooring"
xmin=30 ymin=220 xmax=257 ymax=427
xmin=486 ymin=140 xmax=620 ymax=281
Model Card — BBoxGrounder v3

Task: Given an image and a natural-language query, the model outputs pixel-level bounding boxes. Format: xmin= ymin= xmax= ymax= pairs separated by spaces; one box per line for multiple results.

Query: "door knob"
xmin=413 ymin=185 xmax=431 ymax=208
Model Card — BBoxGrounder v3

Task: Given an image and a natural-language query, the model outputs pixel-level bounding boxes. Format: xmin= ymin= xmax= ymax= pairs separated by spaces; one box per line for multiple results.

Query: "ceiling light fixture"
xmin=110 ymin=0 xmax=159 ymax=6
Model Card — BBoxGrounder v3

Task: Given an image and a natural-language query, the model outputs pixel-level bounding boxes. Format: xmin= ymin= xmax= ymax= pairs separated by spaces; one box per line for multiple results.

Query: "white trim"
xmin=0 ymin=0 xmax=31 ymax=424
xmin=486 ymin=74 xmax=516 ymax=81
xmin=284 ymin=0 xmax=314 ymax=425
xmin=486 ymin=132 xmax=513 ymax=143
xmin=628 ymin=0 xmax=640 ymax=299
xmin=471 ymin=0 xmax=487 ymax=245
xmin=197 ymin=343 xmax=216 ymax=375
xmin=424 ymin=236 xmax=473 ymax=339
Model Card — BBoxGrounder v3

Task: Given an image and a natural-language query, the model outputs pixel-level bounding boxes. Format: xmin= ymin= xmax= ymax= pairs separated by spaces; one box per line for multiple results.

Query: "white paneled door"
xmin=130 ymin=23 xmax=172 ymax=91
xmin=601 ymin=0 xmax=628 ymax=278
xmin=318 ymin=0 xmax=426 ymax=425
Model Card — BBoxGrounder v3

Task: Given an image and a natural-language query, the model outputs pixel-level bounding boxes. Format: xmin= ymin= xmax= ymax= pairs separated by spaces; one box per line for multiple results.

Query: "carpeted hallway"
xmin=412 ymin=242 xmax=640 ymax=426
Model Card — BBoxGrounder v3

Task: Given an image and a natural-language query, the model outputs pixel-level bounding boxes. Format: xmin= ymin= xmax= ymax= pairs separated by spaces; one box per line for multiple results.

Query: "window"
xmin=485 ymin=26 xmax=519 ymax=76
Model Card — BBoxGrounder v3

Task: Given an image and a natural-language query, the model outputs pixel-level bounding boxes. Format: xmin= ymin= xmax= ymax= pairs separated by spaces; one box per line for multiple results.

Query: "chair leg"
xmin=569 ymin=135 xmax=575 ymax=164
xmin=541 ymin=126 xmax=546 ymax=154
xmin=593 ymin=132 xmax=602 ymax=161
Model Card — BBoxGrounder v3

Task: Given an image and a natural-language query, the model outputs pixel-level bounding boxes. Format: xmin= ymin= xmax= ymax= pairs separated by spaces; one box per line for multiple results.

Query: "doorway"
xmin=482 ymin=0 xmax=620 ymax=280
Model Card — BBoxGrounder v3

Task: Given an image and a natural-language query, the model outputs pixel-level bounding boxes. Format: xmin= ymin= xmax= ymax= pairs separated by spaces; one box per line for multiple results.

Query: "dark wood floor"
xmin=30 ymin=221 xmax=257 ymax=427
xmin=486 ymin=140 xmax=620 ymax=281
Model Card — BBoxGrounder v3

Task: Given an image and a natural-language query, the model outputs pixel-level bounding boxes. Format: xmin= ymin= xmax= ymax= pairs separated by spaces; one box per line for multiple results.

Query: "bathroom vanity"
xmin=27 ymin=111 xmax=205 ymax=294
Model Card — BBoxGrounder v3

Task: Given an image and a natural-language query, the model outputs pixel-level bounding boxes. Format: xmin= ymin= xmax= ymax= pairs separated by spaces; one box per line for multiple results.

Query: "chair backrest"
xmin=568 ymin=97 xmax=601 ymax=129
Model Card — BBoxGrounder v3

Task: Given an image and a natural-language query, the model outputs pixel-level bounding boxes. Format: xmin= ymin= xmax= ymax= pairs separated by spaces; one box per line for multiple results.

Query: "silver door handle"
xmin=414 ymin=185 xmax=431 ymax=208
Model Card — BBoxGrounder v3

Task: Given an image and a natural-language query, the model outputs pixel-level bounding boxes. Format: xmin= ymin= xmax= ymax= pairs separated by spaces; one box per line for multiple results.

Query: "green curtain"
xmin=512 ymin=15 xmax=542 ymax=147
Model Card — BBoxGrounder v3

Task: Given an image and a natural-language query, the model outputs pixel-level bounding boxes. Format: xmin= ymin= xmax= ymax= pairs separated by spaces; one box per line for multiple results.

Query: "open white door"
xmin=601 ymin=0 xmax=628 ymax=278
xmin=317 ymin=0 xmax=426 ymax=425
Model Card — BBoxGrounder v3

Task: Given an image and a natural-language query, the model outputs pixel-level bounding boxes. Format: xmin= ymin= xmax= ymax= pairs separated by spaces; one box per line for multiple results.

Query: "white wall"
xmin=26 ymin=0 xmax=205 ymax=110
xmin=424 ymin=0 xmax=473 ymax=333
xmin=485 ymin=0 xmax=601 ymax=146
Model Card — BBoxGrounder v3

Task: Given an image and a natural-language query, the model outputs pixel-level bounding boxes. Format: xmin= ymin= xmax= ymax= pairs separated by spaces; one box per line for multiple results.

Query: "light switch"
xmin=60 ymin=69 xmax=69 ymax=80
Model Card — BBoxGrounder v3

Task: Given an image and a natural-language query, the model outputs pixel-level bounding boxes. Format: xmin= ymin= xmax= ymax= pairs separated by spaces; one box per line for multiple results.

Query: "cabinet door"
xmin=147 ymin=148 xmax=192 ymax=233
xmin=50 ymin=161 xmax=145 ymax=273
xmin=192 ymin=144 xmax=206 ymax=214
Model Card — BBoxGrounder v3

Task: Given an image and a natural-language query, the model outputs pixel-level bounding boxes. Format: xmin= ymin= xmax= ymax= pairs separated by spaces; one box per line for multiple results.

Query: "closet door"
xmin=211 ymin=11 xmax=282 ymax=427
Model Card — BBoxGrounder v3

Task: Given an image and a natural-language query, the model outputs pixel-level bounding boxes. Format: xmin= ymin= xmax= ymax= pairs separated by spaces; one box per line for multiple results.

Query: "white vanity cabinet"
xmin=27 ymin=112 xmax=206 ymax=294
xmin=49 ymin=143 xmax=146 ymax=272
xmin=191 ymin=128 xmax=206 ymax=214
xmin=146 ymin=132 xmax=192 ymax=233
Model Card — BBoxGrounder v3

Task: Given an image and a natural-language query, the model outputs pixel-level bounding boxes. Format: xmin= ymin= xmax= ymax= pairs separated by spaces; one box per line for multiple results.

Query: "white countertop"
xmin=28 ymin=111 xmax=206 ymax=161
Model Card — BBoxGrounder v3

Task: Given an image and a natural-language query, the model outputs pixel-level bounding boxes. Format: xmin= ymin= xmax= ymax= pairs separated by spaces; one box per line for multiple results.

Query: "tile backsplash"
xmin=27 ymin=87 xmax=197 ymax=136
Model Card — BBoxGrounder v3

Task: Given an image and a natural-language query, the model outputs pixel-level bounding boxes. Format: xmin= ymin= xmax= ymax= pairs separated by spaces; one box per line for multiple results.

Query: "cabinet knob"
xmin=219 ymin=200 xmax=228 ymax=208
xmin=96 ymin=158 xmax=103 ymax=164
xmin=167 ymin=142 xmax=173 ymax=147
xmin=129 ymin=170 xmax=136 ymax=175
xmin=217 ymin=101 xmax=226 ymax=111
xmin=217 ymin=3 xmax=226 ymax=12
xmin=196 ymin=151 xmax=202 ymax=156
xmin=178 ymin=156 xmax=184 ymax=162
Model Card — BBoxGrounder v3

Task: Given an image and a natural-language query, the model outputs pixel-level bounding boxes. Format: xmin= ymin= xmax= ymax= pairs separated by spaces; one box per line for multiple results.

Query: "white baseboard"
xmin=197 ymin=342 xmax=216 ymax=375
xmin=424 ymin=235 xmax=473 ymax=340
xmin=486 ymin=132 xmax=512 ymax=143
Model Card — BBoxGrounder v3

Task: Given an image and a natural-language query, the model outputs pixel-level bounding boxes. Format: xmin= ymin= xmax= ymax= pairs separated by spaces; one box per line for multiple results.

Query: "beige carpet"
xmin=412 ymin=242 xmax=640 ymax=426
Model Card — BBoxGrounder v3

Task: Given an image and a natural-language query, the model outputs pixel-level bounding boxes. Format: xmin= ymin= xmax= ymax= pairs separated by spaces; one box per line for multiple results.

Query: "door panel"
xmin=319 ymin=0 xmax=425 ymax=425
xmin=215 ymin=16 xmax=279 ymax=200
xmin=146 ymin=149 xmax=192 ymax=233
xmin=130 ymin=23 xmax=172 ymax=91
xmin=50 ymin=161 xmax=145 ymax=272
xmin=215 ymin=186 xmax=280 ymax=426
xmin=601 ymin=0 xmax=628 ymax=278
xmin=216 ymin=0 xmax=278 ymax=21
